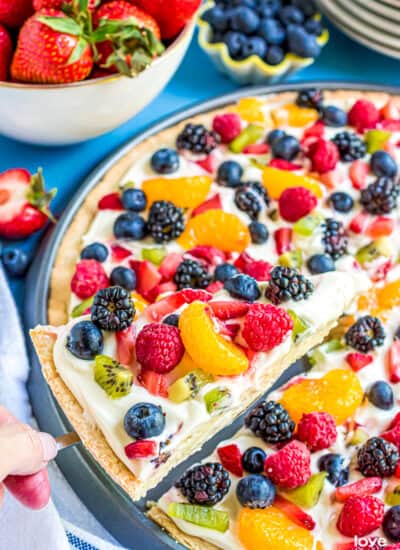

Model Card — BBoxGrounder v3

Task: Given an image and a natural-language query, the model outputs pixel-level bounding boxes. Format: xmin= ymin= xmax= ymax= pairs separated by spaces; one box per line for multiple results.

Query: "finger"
xmin=0 ymin=406 xmax=17 ymax=426
xmin=0 ymin=483 xmax=3 ymax=508
xmin=4 ymin=470 xmax=51 ymax=510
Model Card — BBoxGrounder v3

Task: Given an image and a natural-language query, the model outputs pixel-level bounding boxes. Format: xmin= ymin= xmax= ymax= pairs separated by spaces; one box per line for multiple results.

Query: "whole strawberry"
xmin=133 ymin=0 xmax=201 ymax=39
xmin=11 ymin=8 xmax=93 ymax=84
xmin=33 ymin=0 xmax=98 ymax=9
xmin=0 ymin=0 xmax=33 ymax=28
xmin=0 ymin=24 xmax=12 ymax=82
xmin=0 ymin=168 xmax=56 ymax=239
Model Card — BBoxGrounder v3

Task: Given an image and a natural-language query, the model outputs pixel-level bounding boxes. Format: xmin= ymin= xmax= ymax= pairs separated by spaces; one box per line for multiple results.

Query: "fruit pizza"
xmin=31 ymin=88 xmax=400 ymax=540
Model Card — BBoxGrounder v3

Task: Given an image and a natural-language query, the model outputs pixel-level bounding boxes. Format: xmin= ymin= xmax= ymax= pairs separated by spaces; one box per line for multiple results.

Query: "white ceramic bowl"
xmin=0 ymin=21 xmax=195 ymax=146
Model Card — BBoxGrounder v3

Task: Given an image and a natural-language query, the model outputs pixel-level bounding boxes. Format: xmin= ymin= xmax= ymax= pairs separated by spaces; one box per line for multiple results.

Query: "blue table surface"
xmin=2 ymin=21 xmax=400 ymax=314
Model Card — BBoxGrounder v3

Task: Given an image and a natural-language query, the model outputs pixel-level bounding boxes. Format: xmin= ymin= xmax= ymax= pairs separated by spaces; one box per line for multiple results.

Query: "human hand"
xmin=0 ymin=406 xmax=57 ymax=510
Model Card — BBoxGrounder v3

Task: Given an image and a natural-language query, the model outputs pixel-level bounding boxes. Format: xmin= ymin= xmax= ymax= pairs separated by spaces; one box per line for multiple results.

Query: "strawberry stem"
xmin=26 ymin=168 xmax=57 ymax=224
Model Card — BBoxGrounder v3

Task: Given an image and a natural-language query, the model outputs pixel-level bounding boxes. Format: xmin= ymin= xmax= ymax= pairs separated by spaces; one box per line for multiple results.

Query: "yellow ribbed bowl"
xmin=198 ymin=2 xmax=329 ymax=85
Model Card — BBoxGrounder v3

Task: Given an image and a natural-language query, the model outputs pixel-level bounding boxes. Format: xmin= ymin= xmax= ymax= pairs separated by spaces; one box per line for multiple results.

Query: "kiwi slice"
xmin=279 ymin=249 xmax=303 ymax=269
xmin=142 ymin=247 xmax=167 ymax=266
xmin=284 ymin=472 xmax=326 ymax=509
xmin=293 ymin=213 xmax=323 ymax=237
xmin=365 ymin=129 xmax=391 ymax=154
xmin=167 ymin=503 xmax=229 ymax=533
xmin=94 ymin=355 xmax=133 ymax=399
xmin=229 ymin=124 xmax=264 ymax=154
xmin=355 ymin=237 xmax=392 ymax=266
xmin=346 ymin=427 xmax=369 ymax=447
xmin=72 ymin=296 xmax=94 ymax=318
xmin=168 ymin=369 xmax=214 ymax=403
xmin=386 ymin=485 xmax=400 ymax=506
xmin=288 ymin=310 xmax=309 ymax=341
xmin=204 ymin=387 xmax=232 ymax=414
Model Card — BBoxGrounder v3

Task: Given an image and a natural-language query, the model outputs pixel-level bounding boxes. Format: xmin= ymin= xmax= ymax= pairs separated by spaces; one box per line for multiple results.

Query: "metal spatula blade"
xmin=56 ymin=431 xmax=81 ymax=451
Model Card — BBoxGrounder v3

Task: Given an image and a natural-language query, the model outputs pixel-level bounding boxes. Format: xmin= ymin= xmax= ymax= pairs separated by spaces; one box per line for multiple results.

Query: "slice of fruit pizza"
xmin=31 ymin=268 xmax=366 ymax=500
xmin=149 ymin=277 xmax=400 ymax=549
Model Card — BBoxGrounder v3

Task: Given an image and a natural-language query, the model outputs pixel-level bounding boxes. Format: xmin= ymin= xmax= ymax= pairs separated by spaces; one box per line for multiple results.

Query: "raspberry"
xmin=242 ymin=303 xmax=293 ymax=352
xmin=308 ymin=139 xmax=339 ymax=173
xmin=336 ymin=495 xmax=384 ymax=537
xmin=278 ymin=186 xmax=318 ymax=222
xmin=264 ymin=440 xmax=311 ymax=489
xmin=348 ymin=99 xmax=380 ymax=131
xmin=212 ymin=113 xmax=242 ymax=144
xmin=217 ymin=444 xmax=244 ymax=477
xmin=71 ymin=259 xmax=109 ymax=300
xmin=135 ymin=323 xmax=184 ymax=373
xmin=296 ymin=412 xmax=337 ymax=452
xmin=234 ymin=252 xmax=272 ymax=282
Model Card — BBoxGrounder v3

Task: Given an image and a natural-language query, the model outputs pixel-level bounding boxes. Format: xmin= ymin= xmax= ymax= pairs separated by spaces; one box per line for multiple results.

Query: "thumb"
xmin=0 ymin=423 xmax=57 ymax=480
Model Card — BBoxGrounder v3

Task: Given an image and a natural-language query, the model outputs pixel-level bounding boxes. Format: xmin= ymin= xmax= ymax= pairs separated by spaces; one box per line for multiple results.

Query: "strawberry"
xmin=138 ymin=369 xmax=169 ymax=397
xmin=0 ymin=0 xmax=33 ymax=28
xmin=273 ymin=495 xmax=315 ymax=530
xmin=348 ymin=212 xmax=369 ymax=234
xmin=11 ymin=9 xmax=93 ymax=84
xmin=268 ymin=158 xmax=302 ymax=171
xmin=194 ymin=155 xmax=216 ymax=174
xmin=93 ymin=1 xmax=164 ymax=76
xmin=98 ymin=192 xmax=123 ymax=210
xmin=191 ymin=194 xmax=222 ymax=217
xmin=274 ymin=227 xmax=293 ymax=255
xmin=345 ymin=352 xmax=373 ymax=372
xmin=145 ymin=288 xmax=211 ymax=322
xmin=116 ymin=324 xmax=136 ymax=365
xmin=388 ymin=340 xmax=400 ymax=383
xmin=0 ymin=168 xmax=55 ymax=239
xmin=110 ymin=243 xmax=132 ymax=261
xmin=33 ymin=0 xmax=98 ymax=10
xmin=159 ymin=253 xmax=182 ymax=280
xmin=217 ymin=444 xmax=243 ymax=477
xmin=133 ymin=0 xmax=201 ymax=39
xmin=146 ymin=281 xmax=177 ymax=302
xmin=187 ymin=245 xmax=225 ymax=266
xmin=243 ymin=143 xmax=269 ymax=154
xmin=349 ymin=160 xmax=369 ymax=190
xmin=130 ymin=259 xmax=162 ymax=297
xmin=206 ymin=281 xmax=223 ymax=294
xmin=335 ymin=477 xmax=383 ymax=503
xmin=208 ymin=301 xmax=249 ymax=320
xmin=367 ymin=216 xmax=394 ymax=238
xmin=124 ymin=439 xmax=157 ymax=458
xmin=0 ymin=24 xmax=12 ymax=82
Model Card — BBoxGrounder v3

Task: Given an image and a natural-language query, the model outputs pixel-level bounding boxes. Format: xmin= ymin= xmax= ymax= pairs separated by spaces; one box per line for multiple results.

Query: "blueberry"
xmin=307 ymin=254 xmax=335 ymax=274
xmin=279 ymin=5 xmax=304 ymax=25
xmin=257 ymin=0 xmax=281 ymax=18
xmin=236 ymin=474 xmax=275 ymax=508
xmin=211 ymin=30 xmax=225 ymax=43
xmin=231 ymin=6 xmax=260 ymax=34
xmin=150 ymin=148 xmax=180 ymax=175
xmin=242 ymin=447 xmax=267 ymax=474
xmin=249 ymin=221 xmax=269 ymax=244
xmin=124 ymin=403 xmax=165 ymax=440
xmin=66 ymin=321 xmax=104 ymax=360
xmin=80 ymin=242 xmax=108 ymax=263
xmin=370 ymin=150 xmax=398 ymax=178
xmin=242 ymin=36 xmax=267 ymax=58
xmin=217 ymin=160 xmax=243 ymax=187
xmin=329 ymin=192 xmax=354 ymax=213
xmin=233 ymin=0 xmax=257 ymax=7
xmin=2 ymin=248 xmax=30 ymax=277
xmin=224 ymin=274 xmax=261 ymax=301
xmin=272 ymin=135 xmax=300 ymax=161
xmin=258 ymin=18 xmax=285 ymax=45
xmin=321 ymin=106 xmax=347 ymax=127
xmin=383 ymin=506 xmax=400 ymax=542
xmin=214 ymin=262 xmax=240 ymax=283
xmin=291 ymin=0 xmax=317 ymax=17
xmin=267 ymin=128 xmax=286 ymax=146
xmin=224 ymin=30 xmax=247 ymax=58
xmin=304 ymin=17 xmax=323 ymax=36
xmin=287 ymin=25 xmax=321 ymax=58
xmin=367 ymin=380 xmax=394 ymax=410
xmin=163 ymin=313 xmax=180 ymax=327
xmin=396 ymin=327 xmax=400 ymax=340
xmin=202 ymin=6 xmax=229 ymax=32
xmin=265 ymin=45 xmax=284 ymax=65
xmin=121 ymin=188 xmax=147 ymax=212
xmin=317 ymin=453 xmax=349 ymax=487
xmin=110 ymin=266 xmax=136 ymax=291
xmin=113 ymin=212 xmax=147 ymax=240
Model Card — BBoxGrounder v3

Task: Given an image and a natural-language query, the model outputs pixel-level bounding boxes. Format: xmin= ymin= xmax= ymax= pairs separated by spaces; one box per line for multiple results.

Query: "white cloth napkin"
xmin=0 ymin=266 xmax=124 ymax=550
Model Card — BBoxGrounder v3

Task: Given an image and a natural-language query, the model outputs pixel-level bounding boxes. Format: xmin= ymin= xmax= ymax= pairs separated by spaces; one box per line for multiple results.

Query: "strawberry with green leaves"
xmin=0 ymin=0 xmax=34 ymax=28
xmin=133 ymin=0 xmax=201 ymax=39
xmin=33 ymin=0 xmax=98 ymax=10
xmin=0 ymin=168 xmax=56 ymax=239
xmin=0 ymin=24 xmax=12 ymax=82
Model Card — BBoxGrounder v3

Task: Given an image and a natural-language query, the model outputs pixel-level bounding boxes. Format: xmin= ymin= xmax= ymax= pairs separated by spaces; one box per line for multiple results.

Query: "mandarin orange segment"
xmin=141 ymin=176 xmax=212 ymax=209
xmin=271 ymin=103 xmax=319 ymax=127
xmin=179 ymin=302 xmax=248 ymax=376
xmin=376 ymin=279 xmax=400 ymax=311
xmin=177 ymin=209 xmax=251 ymax=252
xmin=234 ymin=97 xmax=267 ymax=124
xmin=131 ymin=291 xmax=149 ymax=317
xmin=262 ymin=167 xmax=323 ymax=200
xmin=238 ymin=507 xmax=315 ymax=550
xmin=280 ymin=369 xmax=363 ymax=425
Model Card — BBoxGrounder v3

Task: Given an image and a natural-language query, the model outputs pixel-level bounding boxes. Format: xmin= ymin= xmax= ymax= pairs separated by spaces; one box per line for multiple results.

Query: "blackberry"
xmin=357 ymin=437 xmax=399 ymax=478
xmin=175 ymin=463 xmax=231 ymax=506
xmin=322 ymin=218 xmax=348 ymax=260
xmin=295 ymin=88 xmax=324 ymax=111
xmin=174 ymin=259 xmax=211 ymax=290
xmin=234 ymin=181 xmax=269 ymax=220
xmin=91 ymin=286 xmax=135 ymax=331
xmin=360 ymin=177 xmax=400 ymax=215
xmin=265 ymin=266 xmax=314 ymax=305
xmin=332 ymin=131 xmax=367 ymax=162
xmin=245 ymin=400 xmax=295 ymax=444
xmin=345 ymin=315 xmax=386 ymax=353
xmin=147 ymin=200 xmax=184 ymax=243
xmin=176 ymin=123 xmax=220 ymax=154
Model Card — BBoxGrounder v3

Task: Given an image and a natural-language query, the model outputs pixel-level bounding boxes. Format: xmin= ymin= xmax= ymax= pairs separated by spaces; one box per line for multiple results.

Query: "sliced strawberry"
xmin=159 ymin=252 xmax=182 ymax=280
xmin=111 ymin=243 xmax=132 ymax=261
xmin=217 ymin=444 xmax=243 ymax=477
xmin=98 ymin=192 xmax=123 ymax=210
xmin=187 ymin=245 xmax=226 ymax=266
xmin=367 ymin=216 xmax=394 ymax=238
xmin=268 ymin=158 xmax=302 ymax=171
xmin=124 ymin=440 xmax=157 ymax=459
xmin=116 ymin=325 xmax=136 ymax=366
xmin=145 ymin=293 xmax=183 ymax=322
xmin=147 ymin=281 xmax=177 ymax=302
xmin=335 ymin=477 xmax=382 ymax=502
xmin=179 ymin=288 xmax=212 ymax=303
xmin=389 ymin=413 xmax=400 ymax=430
xmin=130 ymin=259 xmax=162 ymax=297
xmin=274 ymin=227 xmax=293 ymax=255
xmin=219 ymin=321 xmax=240 ymax=338
xmin=371 ymin=259 xmax=392 ymax=283
xmin=388 ymin=340 xmax=400 ymax=383
xmin=243 ymin=143 xmax=269 ymax=155
xmin=209 ymin=301 xmax=249 ymax=320
xmin=191 ymin=194 xmax=222 ymax=217
xmin=345 ymin=352 xmax=373 ymax=372
xmin=380 ymin=99 xmax=400 ymax=120
xmin=138 ymin=369 xmax=169 ymax=397
xmin=348 ymin=212 xmax=369 ymax=234
xmin=382 ymin=424 xmax=400 ymax=451
xmin=233 ymin=252 xmax=272 ymax=281
xmin=349 ymin=160 xmax=369 ymax=190
xmin=273 ymin=495 xmax=315 ymax=530
xmin=206 ymin=281 xmax=224 ymax=294
xmin=380 ymin=119 xmax=400 ymax=131
xmin=194 ymin=155 xmax=216 ymax=174
xmin=395 ymin=462 xmax=400 ymax=478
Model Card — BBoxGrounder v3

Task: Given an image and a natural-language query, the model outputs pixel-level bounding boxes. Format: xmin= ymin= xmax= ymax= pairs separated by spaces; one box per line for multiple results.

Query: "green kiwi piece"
xmin=72 ymin=296 xmax=94 ymax=318
xmin=94 ymin=354 xmax=133 ymax=399
xmin=167 ymin=503 xmax=229 ymax=532
xmin=204 ymin=387 xmax=232 ymax=414
xmin=168 ymin=369 xmax=214 ymax=403
xmin=283 ymin=472 xmax=326 ymax=508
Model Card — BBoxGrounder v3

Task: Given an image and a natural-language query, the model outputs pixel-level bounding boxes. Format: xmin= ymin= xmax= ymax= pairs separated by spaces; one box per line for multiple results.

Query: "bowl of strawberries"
xmin=0 ymin=0 xmax=199 ymax=145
